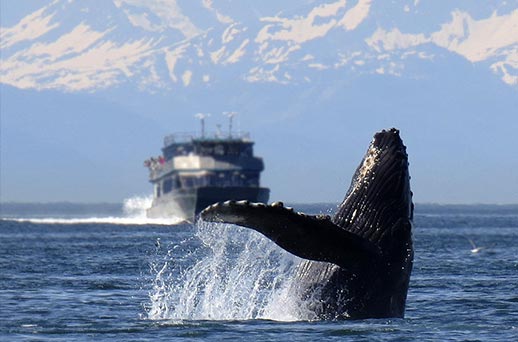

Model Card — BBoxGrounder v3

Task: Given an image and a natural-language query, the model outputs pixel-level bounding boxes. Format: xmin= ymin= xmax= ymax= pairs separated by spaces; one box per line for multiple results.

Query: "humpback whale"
xmin=200 ymin=128 xmax=413 ymax=319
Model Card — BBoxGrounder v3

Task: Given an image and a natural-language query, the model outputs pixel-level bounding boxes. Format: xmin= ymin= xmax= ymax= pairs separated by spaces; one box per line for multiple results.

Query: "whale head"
xmin=334 ymin=128 xmax=413 ymax=254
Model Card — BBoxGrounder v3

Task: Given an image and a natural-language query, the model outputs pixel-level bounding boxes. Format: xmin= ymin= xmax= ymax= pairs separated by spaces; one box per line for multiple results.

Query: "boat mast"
xmin=223 ymin=111 xmax=237 ymax=138
xmin=195 ymin=113 xmax=210 ymax=139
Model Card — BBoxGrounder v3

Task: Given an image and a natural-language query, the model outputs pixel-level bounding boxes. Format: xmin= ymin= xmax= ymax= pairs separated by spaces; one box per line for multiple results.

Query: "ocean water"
xmin=1 ymin=201 xmax=517 ymax=341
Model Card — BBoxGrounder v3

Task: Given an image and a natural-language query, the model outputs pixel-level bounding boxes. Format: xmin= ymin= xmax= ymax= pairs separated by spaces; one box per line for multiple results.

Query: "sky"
xmin=1 ymin=0 xmax=518 ymax=205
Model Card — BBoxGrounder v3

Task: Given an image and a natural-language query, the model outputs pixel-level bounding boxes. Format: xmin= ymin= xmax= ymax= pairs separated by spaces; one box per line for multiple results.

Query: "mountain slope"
xmin=1 ymin=0 xmax=517 ymax=92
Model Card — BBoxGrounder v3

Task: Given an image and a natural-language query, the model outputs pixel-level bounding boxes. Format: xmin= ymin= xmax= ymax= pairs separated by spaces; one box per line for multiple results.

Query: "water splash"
xmin=2 ymin=195 xmax=183 ymax=225
xmin=122 ymin=195 xmax=153 ymax=217
xmin=146 ymin=221 xmax=319 ymax=322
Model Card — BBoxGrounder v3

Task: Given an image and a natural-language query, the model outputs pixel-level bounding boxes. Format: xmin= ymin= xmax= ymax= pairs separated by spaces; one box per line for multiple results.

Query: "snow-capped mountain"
xmin=1 ymin=0 xmax=517 ymax=92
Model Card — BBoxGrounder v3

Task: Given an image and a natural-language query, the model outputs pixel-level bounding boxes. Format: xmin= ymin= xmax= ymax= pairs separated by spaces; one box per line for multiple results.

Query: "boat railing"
xmin=147 ymin=159 xmax=172 ymax=180
xmin=163 ymin=131 xmax=251 ymax=146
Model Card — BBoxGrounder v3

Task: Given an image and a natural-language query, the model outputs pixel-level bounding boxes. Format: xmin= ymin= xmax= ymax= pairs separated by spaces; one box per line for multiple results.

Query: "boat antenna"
xmin=195 ymin=113 xmax=210 ymax=139
xmin=223 ymin=111 xmax=237 ymax=138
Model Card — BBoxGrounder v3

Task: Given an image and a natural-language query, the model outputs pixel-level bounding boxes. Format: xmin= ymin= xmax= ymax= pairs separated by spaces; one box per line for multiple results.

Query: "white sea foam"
xmin=5 ymin=216 xmax=182 ymax=225
xmin=3 ymin=195 xmax=184 ymax=226
xmin=146 ymin=221 xmax=317 ymax=322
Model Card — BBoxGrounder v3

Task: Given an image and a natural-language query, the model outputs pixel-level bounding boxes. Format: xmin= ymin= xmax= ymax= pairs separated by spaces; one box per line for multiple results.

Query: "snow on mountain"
xmin=367 ymin=8 xmax=518 ymax=84
xmin=1 ymin=0 xmax=517 ymax=92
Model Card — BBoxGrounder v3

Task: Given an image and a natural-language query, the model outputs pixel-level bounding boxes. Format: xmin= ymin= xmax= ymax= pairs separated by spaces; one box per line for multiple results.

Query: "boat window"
xmin=243 ymin=146 xmax=252 ymax=157
xmin=215 ymin=145 xmax=225 ymax=155
xmin=176 ymin=146 xmax=185 ymax=155
xmin=163 ymin=178 xmax=173 ymax=194
xmin=174 ymin=175 xmax=181 ymax=189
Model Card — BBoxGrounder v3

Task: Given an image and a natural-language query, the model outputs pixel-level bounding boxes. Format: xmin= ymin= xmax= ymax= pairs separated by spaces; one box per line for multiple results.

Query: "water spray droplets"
xmin=146 ymin=220 xmax=318 ymax=321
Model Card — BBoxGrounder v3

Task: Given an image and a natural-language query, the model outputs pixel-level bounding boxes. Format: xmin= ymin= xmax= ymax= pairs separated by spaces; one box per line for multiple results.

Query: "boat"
xmin=144 ymin=113 xmax=270 ymax=221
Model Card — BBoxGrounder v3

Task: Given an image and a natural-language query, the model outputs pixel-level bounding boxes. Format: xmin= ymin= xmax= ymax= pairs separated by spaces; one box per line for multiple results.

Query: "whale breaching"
xmin=201 ymin=128 xmax=414 ymax=319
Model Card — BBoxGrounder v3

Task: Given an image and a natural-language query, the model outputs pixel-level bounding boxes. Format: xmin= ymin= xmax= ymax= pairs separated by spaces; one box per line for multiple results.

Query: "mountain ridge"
xmin=1 ymin=0 xmax=517 ymax=92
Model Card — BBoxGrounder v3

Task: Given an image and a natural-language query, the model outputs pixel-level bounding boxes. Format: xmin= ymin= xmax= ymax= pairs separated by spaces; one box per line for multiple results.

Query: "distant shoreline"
xmin=2 ymin=201 xmax=517 ymax=216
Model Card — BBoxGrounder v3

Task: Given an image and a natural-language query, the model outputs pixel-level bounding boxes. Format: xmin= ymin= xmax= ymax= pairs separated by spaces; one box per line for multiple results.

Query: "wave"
xmin=4 ymin=216 xmax=183 ymax=226
xmin=1 ymin=195 xmax=184 ymax=226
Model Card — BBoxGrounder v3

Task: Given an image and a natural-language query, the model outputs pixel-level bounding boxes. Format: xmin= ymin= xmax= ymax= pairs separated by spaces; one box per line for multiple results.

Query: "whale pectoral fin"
xmin=200 ymin=201 xmax=382 ymax=269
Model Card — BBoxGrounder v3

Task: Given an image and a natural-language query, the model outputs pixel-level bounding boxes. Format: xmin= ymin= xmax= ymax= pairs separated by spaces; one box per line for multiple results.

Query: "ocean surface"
xmin=1 ymin=200 xmax=517 ymax=341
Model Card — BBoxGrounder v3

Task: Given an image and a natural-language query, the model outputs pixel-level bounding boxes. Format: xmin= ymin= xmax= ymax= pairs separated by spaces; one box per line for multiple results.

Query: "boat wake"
xmin=2 ymin=195 xmax=184 ymax=226
xmin=5 ymin=216 xmax=182 ymax=225
xmin=146 ymin=220 xmax=319 ymax=322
